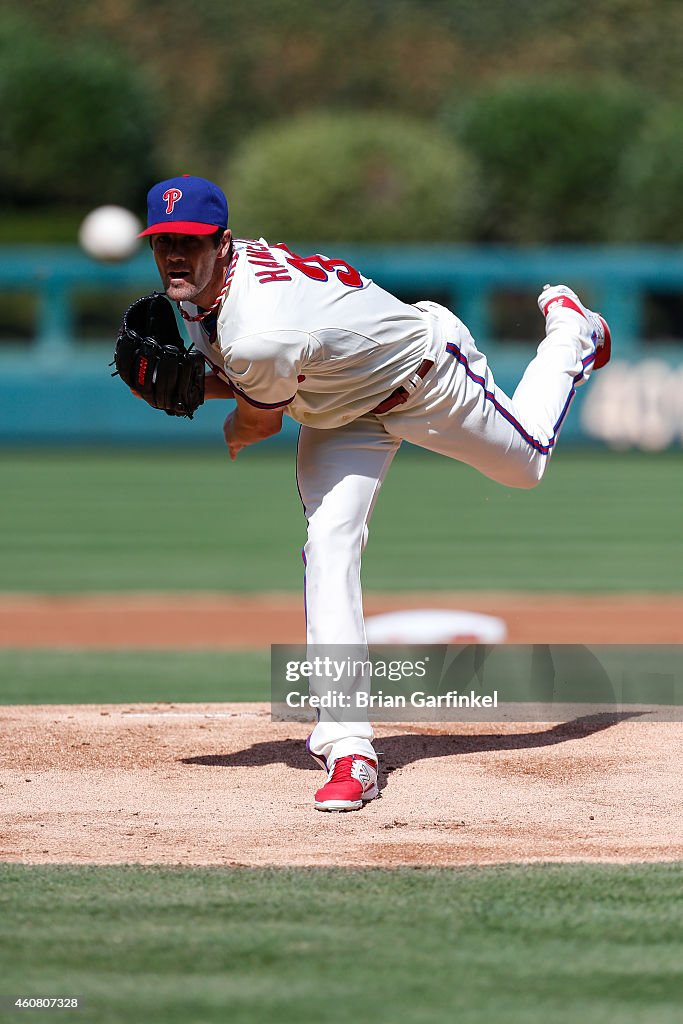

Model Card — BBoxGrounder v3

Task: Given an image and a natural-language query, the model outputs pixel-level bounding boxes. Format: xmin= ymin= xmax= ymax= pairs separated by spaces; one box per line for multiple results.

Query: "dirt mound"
xmin=2 ymin=703 xmax=681 ymax=866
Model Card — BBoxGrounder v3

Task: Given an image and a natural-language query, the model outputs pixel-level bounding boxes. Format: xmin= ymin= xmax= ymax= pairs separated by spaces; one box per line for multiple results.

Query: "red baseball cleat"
xmin=314 ymin=754 xmax=379 ymax=812
xmin=538 ymin=284 xmax=611 ymax=370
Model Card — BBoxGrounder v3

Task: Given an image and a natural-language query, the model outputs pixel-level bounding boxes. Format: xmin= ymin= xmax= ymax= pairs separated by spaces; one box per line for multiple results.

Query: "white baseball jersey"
xmin=184 ymin=239 xmax=442 ymax=428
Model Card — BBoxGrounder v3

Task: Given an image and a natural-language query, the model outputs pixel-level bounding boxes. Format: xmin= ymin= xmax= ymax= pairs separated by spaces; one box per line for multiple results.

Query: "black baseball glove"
xmin=112 ymin=292 xmax=205 ymax=418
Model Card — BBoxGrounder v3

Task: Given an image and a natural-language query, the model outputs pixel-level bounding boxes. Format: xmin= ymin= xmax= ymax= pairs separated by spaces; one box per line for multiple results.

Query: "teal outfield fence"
xmin=1 ymin=244 xmax=682 ymax=449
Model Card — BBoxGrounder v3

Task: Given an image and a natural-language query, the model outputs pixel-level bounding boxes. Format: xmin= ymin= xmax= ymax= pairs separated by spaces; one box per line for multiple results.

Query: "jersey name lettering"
xmin=255 ymin=267 xmax=293 ymax=284
xmin=244 ymin=241 xmax=293 ymax=284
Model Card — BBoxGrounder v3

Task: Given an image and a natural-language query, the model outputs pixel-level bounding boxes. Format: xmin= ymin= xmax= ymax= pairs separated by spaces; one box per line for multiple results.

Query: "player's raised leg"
xmin=382 ymin=287 xmax=610 ymax=488
xmin=507 ymin=285 xmax=611 ymax=455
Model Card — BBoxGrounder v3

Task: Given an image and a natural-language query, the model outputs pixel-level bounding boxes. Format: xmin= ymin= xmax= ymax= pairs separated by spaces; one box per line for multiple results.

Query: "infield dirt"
xmin=1 ymin=591 xmax=681 ymax=867
xmin=2 ymin=704 xmax=682 ymax=868
xmin=1 ymin=591 xmax=682 ymax=646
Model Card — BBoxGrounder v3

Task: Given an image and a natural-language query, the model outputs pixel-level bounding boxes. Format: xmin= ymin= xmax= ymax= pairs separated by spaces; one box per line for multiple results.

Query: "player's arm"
xmin=223 ymin=392 xmax=284 ymax=460
xmin=203 ymin=372 xmax=235 ymax=400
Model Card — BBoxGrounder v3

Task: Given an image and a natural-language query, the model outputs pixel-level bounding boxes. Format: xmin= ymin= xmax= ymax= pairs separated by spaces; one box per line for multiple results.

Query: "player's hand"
xmin=223 ymin=397 xmax=284 ymax=460
xmin=222 ymin=411 xmax=244 ymax=460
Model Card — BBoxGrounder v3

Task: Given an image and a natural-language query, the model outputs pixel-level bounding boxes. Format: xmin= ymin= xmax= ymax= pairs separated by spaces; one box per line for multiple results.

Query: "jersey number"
xmin=273 ymin=243 xmax=363 ymax=289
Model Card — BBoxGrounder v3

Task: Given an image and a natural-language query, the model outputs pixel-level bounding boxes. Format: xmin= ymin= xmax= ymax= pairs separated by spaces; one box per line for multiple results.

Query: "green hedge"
xmin=224 ymin=112 xmax=480 ymax=242
xmin=611 ymin=105 xmax=683 ymax=242
xmin=442 ymin=79 xmax=649 ymax=243
xmin=0 ymin=14 xmax=161 ymax=210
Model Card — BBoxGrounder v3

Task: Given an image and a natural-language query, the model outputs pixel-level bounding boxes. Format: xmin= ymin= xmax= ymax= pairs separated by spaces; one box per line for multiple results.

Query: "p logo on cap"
xmin=163 ymin=188 xmax=183 ymax=215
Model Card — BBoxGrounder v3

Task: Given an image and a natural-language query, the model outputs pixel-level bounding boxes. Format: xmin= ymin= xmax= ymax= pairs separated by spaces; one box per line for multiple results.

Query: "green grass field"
xmin=2 ymin=447 xmax=681 ymax=1023
xmin=2 ymin=863 xmax=683 ymax=1024
xmin=0 ymin=448 xmax=681 ymax=592
xmin=0 ymin=649 xmax=268 ymax=704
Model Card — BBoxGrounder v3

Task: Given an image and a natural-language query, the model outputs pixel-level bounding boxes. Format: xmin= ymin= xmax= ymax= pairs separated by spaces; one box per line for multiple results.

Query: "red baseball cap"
xmin=139 ymin=175 xmax=229 ymax=236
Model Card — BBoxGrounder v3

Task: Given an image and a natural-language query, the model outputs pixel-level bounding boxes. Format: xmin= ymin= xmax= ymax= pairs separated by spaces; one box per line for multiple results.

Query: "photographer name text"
xmin=284 ymin=690 xmax=498 ymax=709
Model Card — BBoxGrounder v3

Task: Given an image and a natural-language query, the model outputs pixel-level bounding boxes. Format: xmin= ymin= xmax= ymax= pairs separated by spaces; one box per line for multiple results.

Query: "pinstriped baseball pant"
xmin=296 ymin=302 xmax=597 ymax=766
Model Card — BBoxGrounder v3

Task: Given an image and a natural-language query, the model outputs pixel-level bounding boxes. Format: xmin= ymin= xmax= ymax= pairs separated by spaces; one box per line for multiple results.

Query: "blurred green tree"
xmin=0 ymin=13 xmax=162 ymax=211
xmin=442 ymin=78 xmax=649 ymax=243
xmin=611 ymin=106 xmax=683 ymax=242
xmin=224 ymin=112 xmax=480 ymax=242
xmin=6 ymin=0 xmax=683 ymax=244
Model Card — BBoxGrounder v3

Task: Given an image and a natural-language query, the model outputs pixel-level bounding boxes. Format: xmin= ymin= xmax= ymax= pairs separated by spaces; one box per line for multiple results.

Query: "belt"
xmin=370 ymin=359 xmax=434 ymax=415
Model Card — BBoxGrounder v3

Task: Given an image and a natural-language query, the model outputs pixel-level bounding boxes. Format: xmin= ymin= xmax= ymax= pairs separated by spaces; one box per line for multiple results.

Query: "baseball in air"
xmin=78 ymin=205 xmax=142 ymax=262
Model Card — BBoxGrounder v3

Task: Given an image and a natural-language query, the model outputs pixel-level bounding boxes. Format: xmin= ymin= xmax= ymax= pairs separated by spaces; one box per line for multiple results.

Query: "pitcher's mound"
xmin=2 ymin=703 xmax=682 ymax=867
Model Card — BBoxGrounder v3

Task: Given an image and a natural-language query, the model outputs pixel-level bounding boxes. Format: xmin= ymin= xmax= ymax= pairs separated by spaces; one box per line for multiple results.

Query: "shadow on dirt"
xmin=180 ymin=711 xmax=644 ymax=788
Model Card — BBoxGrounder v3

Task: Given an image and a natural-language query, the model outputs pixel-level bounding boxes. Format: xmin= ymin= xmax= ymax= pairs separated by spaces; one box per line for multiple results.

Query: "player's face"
xmin=151 ymin=231 xmax=230 ymax=307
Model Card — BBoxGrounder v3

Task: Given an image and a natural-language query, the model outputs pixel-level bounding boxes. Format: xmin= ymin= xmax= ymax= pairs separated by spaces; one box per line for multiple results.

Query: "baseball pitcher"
xmin=114 ymin=175 xmax=611 ymax=812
